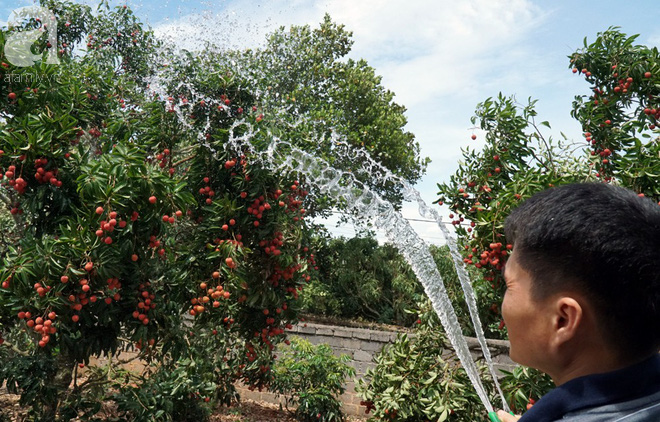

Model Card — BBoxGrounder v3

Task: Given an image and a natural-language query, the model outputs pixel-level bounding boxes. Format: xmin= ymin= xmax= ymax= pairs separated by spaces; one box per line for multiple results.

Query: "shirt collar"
xmin=519 ymin=354 xmax=660 ymax=422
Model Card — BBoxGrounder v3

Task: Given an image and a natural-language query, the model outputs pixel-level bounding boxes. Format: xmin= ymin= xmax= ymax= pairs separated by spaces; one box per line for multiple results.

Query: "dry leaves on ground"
xmin=0 ymin=393 xmax=367 ymax=422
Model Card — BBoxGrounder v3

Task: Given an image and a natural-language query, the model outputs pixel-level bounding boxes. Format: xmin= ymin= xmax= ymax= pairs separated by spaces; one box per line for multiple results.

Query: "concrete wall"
xmin=236 ymin=321 xmax=515 ymax=417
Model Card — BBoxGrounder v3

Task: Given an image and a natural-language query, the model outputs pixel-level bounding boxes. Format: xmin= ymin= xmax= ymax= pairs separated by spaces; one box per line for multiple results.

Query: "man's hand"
xmin=496 ymin=410 xmax=521 ymax=421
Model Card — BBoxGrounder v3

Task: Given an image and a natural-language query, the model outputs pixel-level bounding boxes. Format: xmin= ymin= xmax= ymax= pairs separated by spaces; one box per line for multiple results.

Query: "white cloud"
xmin=149 ymin=0 xmax=550 ymax=112
xmin=319 ymin=0 xmax=547 ymax=107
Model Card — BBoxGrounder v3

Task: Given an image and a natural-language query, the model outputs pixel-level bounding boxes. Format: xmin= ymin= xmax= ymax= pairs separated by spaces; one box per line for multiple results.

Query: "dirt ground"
xmin=211 ymin=399 xmax=367 ymax=422
xmin=0 ymin=391 xmax=27 ymax=422
xmin=0 ymin=392 xmax=367 ymax=422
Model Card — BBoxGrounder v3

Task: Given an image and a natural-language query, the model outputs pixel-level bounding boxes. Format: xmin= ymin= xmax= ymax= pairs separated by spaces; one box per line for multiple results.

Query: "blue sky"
xmin=4 ymin=0 xmax=659 ymax=243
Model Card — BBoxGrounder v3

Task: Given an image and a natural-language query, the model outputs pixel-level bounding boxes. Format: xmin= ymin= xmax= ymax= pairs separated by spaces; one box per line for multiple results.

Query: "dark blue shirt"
xmin=519 ymin=354 xmax=660 ymax=421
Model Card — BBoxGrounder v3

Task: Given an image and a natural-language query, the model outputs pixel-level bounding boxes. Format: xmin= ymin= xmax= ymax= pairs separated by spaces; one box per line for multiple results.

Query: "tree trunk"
xmin=41 ymin=354 xmax=74 ymax=422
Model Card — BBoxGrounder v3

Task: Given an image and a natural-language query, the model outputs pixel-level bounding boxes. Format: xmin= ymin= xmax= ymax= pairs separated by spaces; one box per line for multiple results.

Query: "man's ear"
xmin=551 ymin=297 xmax=583 ymax=346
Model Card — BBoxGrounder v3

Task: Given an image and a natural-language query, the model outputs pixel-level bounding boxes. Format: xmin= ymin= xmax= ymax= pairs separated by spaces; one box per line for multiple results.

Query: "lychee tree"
xmin=0 ymin=25 xmax=309 ymax=422
xmin=0 ymin=1 xmax=428 ymax=419
xmin=436 ymin=27 xmax=660 ymax=340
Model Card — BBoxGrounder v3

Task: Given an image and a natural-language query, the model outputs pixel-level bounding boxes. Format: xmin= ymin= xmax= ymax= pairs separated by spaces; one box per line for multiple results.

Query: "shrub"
xmin=270 ymin=336 xmax=356 ymax=422
xmin=355 ymin=305 xmax=497 ymax=422
xmin=112 ymin=361 xmax=215 ymax=422
xmin=499 ymin=366 xmax=553 ymax=415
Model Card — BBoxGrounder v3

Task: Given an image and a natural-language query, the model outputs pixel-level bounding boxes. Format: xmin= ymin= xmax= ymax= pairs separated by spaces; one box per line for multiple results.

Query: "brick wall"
xmin=236 ymin=321 xmax=515 ymax=418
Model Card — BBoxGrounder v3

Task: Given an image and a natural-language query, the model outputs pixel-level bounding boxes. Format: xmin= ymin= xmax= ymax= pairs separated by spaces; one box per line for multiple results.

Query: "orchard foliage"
xmin=0 ymin=1 xmax=427 ymax=419
xmin=436 ymin=28 xmax=660 ymax=336
xmin=301 ymin=235 xmax=426 ymax=326
xmin=300 ymin=236 xmax=481 ymax=335
xmin=233 ymin=15 xmax=429 ymax=210
xmin=436 ymin=95 xmax=588 ymax=337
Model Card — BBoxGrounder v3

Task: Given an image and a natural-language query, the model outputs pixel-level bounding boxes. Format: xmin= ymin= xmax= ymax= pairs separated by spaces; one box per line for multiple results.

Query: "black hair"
xmin=504 ymin=183 xmax=660 ymax=358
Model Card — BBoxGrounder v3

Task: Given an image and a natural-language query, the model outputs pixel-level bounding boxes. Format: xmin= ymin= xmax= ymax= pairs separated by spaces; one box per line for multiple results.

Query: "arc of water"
xmin=278 ymin=144 xmax=495 ymax=412
xmin=405 ymin=187 xmax=510 ymax=413
xmin=329 ymin=139 xmax=511 ymax=412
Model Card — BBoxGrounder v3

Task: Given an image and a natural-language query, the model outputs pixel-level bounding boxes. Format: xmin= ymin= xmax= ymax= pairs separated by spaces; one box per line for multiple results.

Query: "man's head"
xmin=502 ymin=183 xmax=660 ymax=370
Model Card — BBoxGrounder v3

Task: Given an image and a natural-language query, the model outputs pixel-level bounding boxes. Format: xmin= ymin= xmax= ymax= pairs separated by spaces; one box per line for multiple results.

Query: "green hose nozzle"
xmin=488 ymin=411 xmax=515 ymax=422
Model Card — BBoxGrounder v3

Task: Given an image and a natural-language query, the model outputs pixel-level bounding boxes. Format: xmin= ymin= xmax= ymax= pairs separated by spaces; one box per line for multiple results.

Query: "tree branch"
xmin=530 ymin=118 xmax=557 ymax=176
xmin=173 ymin=154 xmax=196 ymax=167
